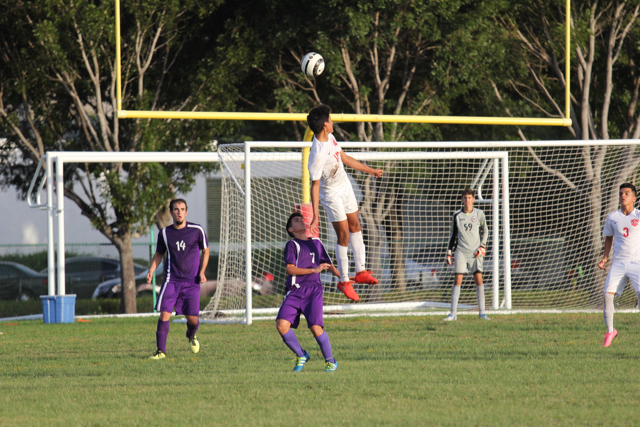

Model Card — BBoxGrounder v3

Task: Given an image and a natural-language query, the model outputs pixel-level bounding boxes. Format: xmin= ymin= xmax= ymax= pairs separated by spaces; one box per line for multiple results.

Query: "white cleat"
xmin=443 ymin=314 xmax=457 ymax=321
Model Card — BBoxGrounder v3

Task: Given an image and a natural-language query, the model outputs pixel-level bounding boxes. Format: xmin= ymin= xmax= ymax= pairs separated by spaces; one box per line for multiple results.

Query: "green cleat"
xmin=150 ymin=349 xmax=166 ymax=360
xmin=324 ymin=360 xmax=338 ymax=372
xmin=189 ymin=335 xmax=200 ymax=354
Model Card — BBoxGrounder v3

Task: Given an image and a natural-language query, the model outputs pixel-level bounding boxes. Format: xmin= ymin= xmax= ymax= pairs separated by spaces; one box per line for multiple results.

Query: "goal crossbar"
xmin=113 ymin=0 xmax=572 ymax=127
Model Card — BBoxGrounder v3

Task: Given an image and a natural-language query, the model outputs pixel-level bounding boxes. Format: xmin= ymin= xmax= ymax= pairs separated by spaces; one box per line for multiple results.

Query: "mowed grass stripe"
xmin=0 ymin=314 xmax=638 ymax=426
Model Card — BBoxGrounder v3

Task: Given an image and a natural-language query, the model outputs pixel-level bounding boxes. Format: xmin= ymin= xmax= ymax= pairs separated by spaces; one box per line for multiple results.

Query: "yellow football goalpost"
xmin=115 ymin=0 xmax=572 ymax=127
xmin=114 ymin=0 xmax=572 ymax=204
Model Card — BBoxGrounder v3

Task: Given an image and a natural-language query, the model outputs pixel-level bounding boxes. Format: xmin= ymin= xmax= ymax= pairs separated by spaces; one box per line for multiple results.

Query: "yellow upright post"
xmin=115 ymin=0 xmax=122 ymax=111
xmin=297 ymin=127 xmax=316 ymax=237
xmin=302 ymin=127 xmax=314 ymax=203
xmin=565 ymin=0 xmax=571 ymax=120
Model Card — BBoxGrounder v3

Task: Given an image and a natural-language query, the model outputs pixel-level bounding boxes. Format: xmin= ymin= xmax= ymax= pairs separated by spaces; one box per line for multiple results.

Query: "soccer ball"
xmin=301 ymin=52 xmax=325 ymax=78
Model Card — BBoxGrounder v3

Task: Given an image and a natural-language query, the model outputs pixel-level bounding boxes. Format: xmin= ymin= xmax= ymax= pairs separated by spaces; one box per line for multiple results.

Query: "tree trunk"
xmin=384 ymin=186 xmax=406 ymax=292
xmin=116 ymin=232 xmax=137 ymax=314
xmin=155 ymin=204 xmax=173 ymax=229
xmin=358 ymin=175 xmax=385 ymax=302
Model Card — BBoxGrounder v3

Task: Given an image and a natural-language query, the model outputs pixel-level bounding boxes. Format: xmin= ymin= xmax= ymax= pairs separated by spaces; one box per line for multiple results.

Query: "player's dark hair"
xmin=169 ymin=198 xmax=188 ymax=211
xmin=307 ymin=104 xmax=331 ymax=134
xmin=286 ymin=212 xmax=304 ymax=238
xmin=620 ymin=182 xmax=637 ymax=197
xmin=461 ymin=188 xmax=475 ymax=198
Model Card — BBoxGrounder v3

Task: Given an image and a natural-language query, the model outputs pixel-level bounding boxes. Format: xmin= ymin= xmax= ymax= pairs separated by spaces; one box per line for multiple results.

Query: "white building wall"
xmin=0 ymin=175 xmax=209 ymax=245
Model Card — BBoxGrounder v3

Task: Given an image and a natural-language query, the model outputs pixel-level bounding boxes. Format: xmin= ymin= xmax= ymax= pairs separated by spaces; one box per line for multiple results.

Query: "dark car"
xmin=92 ymin=261 xmax=164 ymax=299
xmin=40 ymin=257 xmax=147 ymax=299
xmin=0 ymin=261 xmax=48 ymax=300
xmin=94 ymin=258 xmax=275 ymax=299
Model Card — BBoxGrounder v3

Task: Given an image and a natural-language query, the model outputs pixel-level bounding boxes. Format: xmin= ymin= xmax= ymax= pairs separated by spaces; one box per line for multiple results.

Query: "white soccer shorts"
xmin=604 ymin=261 xmax=640 ymax=295
xmin=321 ymin=186 xmax=358 ymax=223
xmin=454 ymin=251 xmax=483 ymax=275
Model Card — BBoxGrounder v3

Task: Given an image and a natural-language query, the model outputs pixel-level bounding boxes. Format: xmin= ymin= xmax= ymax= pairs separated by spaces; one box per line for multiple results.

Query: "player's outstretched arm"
xmin=598 ymin=236 xmax=614 ymax=270
xmin=480 ymin=211 xmax=488 ymax=247
xmin=147 ymin=252 xmax=164 ymax=284
xmin=286 ymin=263 xmax=331 ymax=276
xmin=310 ymin=180 xmax=321 ymax=235
xmin=340 ymin=151 xmax=383 ymax=178
xmin=327 ymin=264 xmax=340 ymax=278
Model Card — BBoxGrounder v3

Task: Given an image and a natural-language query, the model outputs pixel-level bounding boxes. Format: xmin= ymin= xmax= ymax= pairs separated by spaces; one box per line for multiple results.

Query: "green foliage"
xmin=1 ymin=315 xmax=639 ymax=425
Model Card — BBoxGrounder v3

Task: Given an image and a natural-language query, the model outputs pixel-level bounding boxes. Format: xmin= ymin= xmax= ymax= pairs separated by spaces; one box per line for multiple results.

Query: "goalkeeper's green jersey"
xmin=447 ymin=208 xmax=488 ymax=254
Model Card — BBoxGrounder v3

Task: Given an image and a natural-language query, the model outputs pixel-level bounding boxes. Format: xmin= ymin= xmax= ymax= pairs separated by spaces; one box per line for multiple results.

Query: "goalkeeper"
xmin=307 ymin=104 xmax=383 ymax=302
xmin=276 ymin=212 xmax=340 ymax=372
xmin=443 ymin=189 xmax=490 ymax=321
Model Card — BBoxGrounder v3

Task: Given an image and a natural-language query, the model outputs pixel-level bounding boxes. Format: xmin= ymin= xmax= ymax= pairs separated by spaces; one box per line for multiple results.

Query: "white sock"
xmin=335 ymin=244 xmax=350 ymax=282
xmin=451 ymin=285 xmax=461 ymax=316
xmin=476 ymin=285 xmax=485 ymax=315
xmin=603 ymin=293 xmax=615 ymax=333
xmin=350 ymin=231 xmax=366 ymax=273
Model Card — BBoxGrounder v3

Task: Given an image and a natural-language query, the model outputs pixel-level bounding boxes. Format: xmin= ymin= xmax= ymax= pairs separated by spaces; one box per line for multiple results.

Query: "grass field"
xmin=1 ymin=313 xmax=639 ymax=426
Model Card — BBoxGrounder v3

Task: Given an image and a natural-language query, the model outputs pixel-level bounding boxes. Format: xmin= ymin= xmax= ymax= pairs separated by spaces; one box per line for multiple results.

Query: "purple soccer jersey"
xmin=156 ymin=221 xmax=208 ymax=283
xmin=277 ymin=238 xmax=332 ymax=328
xmin=154 ymin=222 xmax=208 ymax=316
xmin=284 ymin=238 xmax=332 ymax=290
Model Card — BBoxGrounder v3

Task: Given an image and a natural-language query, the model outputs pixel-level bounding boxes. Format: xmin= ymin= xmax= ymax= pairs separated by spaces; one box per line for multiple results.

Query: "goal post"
xmin=29 ymin=140 xmax=640 ymax=323
xmin=205 ymin=142 xmax=512 ymax=324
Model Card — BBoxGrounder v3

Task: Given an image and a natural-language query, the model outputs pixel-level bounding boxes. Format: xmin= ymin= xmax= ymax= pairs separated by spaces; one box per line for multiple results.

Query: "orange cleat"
xmin=354 ymin=270 xmax=378 ymax=285
xmin=337 ymin=281 xmax=360 ymax=301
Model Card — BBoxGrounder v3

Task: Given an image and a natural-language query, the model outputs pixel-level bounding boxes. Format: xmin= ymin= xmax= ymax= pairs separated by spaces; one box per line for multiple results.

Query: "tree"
xmin=0 ymin=0 xmax=238 ymax=312
xmin=459 ymin=0 xmax=640 ymax=304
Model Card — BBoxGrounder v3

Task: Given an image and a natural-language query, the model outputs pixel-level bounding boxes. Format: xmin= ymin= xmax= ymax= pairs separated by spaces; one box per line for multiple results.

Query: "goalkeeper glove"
xmin=446 ymin=250 xmax=453 ymax=266
xmin=475 ymin=244 xmax=486 ymax=258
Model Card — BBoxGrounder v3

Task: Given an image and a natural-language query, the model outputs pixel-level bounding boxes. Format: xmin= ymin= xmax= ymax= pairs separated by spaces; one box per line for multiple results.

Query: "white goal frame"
xmin=26 ymin=152 xmax=220 ymax=298
xmin=218 ymin=142 xmax=512 ymax=324
xmin=28 ymin=140 xmax=636 ymax=324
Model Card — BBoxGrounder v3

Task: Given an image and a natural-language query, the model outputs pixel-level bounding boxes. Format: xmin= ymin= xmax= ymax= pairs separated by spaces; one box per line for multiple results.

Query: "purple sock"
xmin=315 ymin=331 xmax=335 ymax=363
xmin=156 ymin=319 xmax=170 ymax=354
xmin=186 ymin=320 xmax=199 ymax=340
xmin=281 ymin=330 xmax=305 ymax=357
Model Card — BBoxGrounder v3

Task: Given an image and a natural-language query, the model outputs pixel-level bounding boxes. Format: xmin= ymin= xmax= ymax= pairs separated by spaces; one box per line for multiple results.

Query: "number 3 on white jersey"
xmin=176 ymin=240 xmax=186 ymax=251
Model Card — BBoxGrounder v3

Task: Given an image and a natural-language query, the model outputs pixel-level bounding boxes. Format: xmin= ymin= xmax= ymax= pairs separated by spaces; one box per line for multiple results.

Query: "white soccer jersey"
xmin=602 ymin=209 xmax=640 ymax=262
xmin=308 ymin=133 xmax=351 ymax=202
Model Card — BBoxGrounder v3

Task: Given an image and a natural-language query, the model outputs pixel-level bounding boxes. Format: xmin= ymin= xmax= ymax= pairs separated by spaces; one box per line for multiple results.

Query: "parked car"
xmin=480 ymin=256 xmax=530 ymax=289
xmin=0 ymin=261 xmax=48 ymax=300
xmin=92 ymin=261 xmax=164 ymax=299
xmin=404 ymin=244 xmax=451 ymax=289
xmin=93 ymin=259 xmax=275 ymax=299
xmin=320 ymin=244 xmax=450 ymax=291
xmin=40 ymin=257 xmax=147 ymax=299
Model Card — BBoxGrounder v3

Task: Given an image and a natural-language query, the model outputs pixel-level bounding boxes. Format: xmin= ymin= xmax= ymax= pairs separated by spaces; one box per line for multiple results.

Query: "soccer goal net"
xmin=203 ymin=141 xmax=640 ymax=323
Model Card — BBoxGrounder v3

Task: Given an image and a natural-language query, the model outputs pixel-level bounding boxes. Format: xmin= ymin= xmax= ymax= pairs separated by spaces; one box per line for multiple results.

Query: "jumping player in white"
xmin=598 ymin=183 xmax=640 ymax=347
xmin=146 ymin=199 xmax=209 ymax=359
xmin=307 ymin=104 xmax=383 ymax=302
xmin=444 ymin=189 xmax=490 ymax=321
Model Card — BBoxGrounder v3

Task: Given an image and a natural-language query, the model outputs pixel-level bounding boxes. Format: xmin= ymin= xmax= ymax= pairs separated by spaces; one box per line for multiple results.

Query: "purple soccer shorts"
xmin=155 ymin=280 xmax=201 ymax=316
xmin=276 ymin=285 xmax=324 ymax=329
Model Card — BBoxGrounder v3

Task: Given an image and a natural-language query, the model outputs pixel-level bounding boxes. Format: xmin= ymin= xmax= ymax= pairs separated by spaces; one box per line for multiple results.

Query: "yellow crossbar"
xmin=117 ymin=110 xmax=571 ymax=126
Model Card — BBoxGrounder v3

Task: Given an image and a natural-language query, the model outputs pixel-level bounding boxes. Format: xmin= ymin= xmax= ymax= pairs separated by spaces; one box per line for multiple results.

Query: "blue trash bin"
xmin=41 ymin=295 xmax=76 ymax=324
